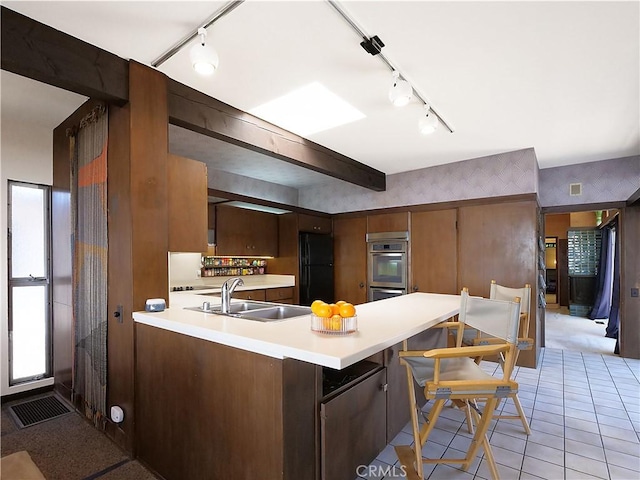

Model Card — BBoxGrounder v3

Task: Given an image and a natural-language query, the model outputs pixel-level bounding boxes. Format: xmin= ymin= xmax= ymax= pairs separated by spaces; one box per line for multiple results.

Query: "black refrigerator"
xmin=299 ymin=232 xmax=334 ymax=306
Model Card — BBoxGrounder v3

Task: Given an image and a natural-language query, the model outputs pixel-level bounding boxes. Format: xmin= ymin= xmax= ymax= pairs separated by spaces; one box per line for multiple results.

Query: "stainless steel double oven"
xmin=366 ymin=231 xmax=409 ymax=302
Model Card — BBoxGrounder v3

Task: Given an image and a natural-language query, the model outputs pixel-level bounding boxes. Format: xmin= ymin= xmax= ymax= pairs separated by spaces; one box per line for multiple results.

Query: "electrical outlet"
xmin=631 ymin=288 xmax=639 ymax=298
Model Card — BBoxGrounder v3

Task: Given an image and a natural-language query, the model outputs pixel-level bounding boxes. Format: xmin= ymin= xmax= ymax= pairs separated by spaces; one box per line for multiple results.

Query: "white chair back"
xmin=459 ymin=288 xmax=521 ymax=344
xmin=490 ymin=281 xmax=530 ymax=317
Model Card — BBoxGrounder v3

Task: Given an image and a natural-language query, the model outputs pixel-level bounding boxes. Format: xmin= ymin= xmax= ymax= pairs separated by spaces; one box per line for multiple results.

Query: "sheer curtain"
xmin=69 ymin=104 xmax=108 ymax=426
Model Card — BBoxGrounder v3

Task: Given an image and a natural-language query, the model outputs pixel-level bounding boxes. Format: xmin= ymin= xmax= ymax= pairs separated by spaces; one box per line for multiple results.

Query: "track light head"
xmin=190 ymin=27 xmax=219 ymax=76
xmin=418 ymin=104 xmax=438 ymax=135
xmin=388 ymin=71 xmax=413 ymax=107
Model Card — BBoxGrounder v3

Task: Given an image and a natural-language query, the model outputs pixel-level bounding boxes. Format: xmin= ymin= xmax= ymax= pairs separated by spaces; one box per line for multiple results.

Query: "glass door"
xmin=7 ymin=181 xmax=52 ymax=385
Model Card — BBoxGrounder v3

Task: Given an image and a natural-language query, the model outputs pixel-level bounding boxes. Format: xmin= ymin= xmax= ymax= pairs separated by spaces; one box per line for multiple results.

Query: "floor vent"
xmin=8 ymin=394 xmax=73 ymax=428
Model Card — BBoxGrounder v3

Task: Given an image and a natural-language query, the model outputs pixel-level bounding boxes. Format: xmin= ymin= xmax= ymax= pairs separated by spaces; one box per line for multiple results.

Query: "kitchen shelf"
xmin=201 ymin=256 xmax=267 ymax=277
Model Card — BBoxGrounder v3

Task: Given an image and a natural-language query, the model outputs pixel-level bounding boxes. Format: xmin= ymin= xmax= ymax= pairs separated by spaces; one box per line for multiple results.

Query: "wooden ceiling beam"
xmin=0 ymin=6 xmax=128 ymax=104
xmin=167 ymin=79 xmax=386 ymax=192
xmin=1 ymin=6 xmax=385 ymax=191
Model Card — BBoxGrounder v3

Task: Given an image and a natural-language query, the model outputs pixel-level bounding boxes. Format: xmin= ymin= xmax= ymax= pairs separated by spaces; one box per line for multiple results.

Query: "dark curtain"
xmin=606 ymin=228 xmax=621 ymax=353
xmin=589 ymin=224 xmax=614 ymax=319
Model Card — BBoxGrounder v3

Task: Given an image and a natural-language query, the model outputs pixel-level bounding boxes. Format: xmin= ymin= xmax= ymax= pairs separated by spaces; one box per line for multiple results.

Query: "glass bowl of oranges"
xmin=310 ymin=300 xmax=357 ymax=335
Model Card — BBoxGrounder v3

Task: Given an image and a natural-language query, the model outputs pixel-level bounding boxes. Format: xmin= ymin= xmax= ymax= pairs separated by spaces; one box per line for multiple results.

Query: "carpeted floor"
xmin=1 ymin=393 xmax=158 ymax=480
xmin=544 ymin=306 xmax=617 ymax=355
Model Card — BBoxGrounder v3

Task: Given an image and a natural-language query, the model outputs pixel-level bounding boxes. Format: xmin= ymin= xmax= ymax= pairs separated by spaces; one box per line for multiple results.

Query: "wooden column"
xmin=106 ymin=61 xmax=169 ymax=453
xmin=620 ymin=205 xmax=640 ymax=359
xmin=128 ymin=61 xmax=169 ymax=310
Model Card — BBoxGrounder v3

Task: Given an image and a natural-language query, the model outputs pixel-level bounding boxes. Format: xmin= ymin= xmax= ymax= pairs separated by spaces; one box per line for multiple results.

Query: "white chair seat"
xmin=403 ymin=356 xmax=496 ymax=387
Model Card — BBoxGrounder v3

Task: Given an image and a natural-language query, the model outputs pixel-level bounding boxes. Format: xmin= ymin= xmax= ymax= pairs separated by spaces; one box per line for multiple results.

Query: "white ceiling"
xmin=2 ymin=1 xmax=639 ymax=189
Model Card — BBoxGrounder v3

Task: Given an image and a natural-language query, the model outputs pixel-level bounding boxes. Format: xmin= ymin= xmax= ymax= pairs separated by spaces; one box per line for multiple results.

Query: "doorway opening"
xmin=7 ymin=181 xmax=52 ymax=385
xmin=543 ymin=210 xmax=619 ymax=355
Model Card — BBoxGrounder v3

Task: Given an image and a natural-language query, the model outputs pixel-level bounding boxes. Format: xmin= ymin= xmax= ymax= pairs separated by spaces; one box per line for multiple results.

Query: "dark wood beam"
xmin=627 ymin=187 xmax=640 ymax=206
xmin=1 ymin=6 xmax=128 ymax=104
xmin=207 ymin=188 xmax=332 ymax=218
xmin=167 ymin=79 xmax=386 ymax=192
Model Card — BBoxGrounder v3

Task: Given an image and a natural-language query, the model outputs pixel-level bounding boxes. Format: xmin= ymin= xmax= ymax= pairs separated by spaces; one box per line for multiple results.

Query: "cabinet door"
xmin=265 ymin=287 xmax=294 ymax=302
xmin=232 ymin=289 xmax=266 ymax=301
xmin=367 ymin=212 xmax=409 ymax=233
xmin=333 ymin=216 xmax=367 ymax=304
xmin=298 ymin=214 xmax=332 ymax=234
xmin=410 ymin=209 xmax=458 ymax=294
xmin=168 ymin=154 xmax=208 ymax=252
xmin=321 ymin=369 xmax=387 ymax=480
xmin=215 ymin=205 xmax=278 ymax=256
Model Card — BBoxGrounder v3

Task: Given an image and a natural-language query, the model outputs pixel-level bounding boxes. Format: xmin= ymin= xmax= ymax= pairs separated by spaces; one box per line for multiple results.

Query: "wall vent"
xmin=569 ymin=183 xmax=582 ymax=196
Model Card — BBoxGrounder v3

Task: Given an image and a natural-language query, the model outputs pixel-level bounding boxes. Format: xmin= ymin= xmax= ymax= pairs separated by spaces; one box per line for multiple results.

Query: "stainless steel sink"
xmin=237 ymin=305 xmax=311 ymax=321
xmin=185 ymin=301 xmax=269 ymax=314
xmin=184 ymin=301 xmax=311 ymax=322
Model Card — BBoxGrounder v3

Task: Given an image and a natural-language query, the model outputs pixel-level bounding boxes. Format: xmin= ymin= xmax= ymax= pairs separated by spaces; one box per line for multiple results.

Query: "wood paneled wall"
xmin=621 ymin=205 xmax=640 ymax=359
xmin=457 ymin=200 xmax=540 ymax=367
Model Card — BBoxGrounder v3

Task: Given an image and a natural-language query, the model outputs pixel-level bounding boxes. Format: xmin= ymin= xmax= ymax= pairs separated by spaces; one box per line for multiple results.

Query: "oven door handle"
xmin=370 ymin=253 xmax=404 ymax=257
xmin=370 ymin=288 xmax=406 ymax=294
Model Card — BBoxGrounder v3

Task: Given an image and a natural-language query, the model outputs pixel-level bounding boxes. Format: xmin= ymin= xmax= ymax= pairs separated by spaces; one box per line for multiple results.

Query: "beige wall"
xmin=545 ymin=213 xmax=570 ymax=239
xmin=570 ymin=211 xmax=598 ymax=227
xmin=0 ymin=118 xmax=55 ymax=396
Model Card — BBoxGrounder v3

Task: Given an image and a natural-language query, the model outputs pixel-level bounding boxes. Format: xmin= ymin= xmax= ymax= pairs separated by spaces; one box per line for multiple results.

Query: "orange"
xmin=335 ymin=300 xmax=347 ymax=307
xmin=311 ymin=300 xmax=326 ymax=314
xmin=313 ymin=303 xmax=333 ymax=318
xmin=329 ymin=303 xmax=341 ymax=315
xmin=329 ymin=314 xmax=343 ymax=331
xmin=339 ymin=303 xmax=356 ymax=318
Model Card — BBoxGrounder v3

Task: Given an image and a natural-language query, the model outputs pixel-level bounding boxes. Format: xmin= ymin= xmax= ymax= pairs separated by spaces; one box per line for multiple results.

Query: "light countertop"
xmin=134 ymin=292 xmax=460 ymax=369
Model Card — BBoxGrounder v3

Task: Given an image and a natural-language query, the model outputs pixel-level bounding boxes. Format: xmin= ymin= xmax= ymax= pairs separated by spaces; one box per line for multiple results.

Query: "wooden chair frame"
xmin=395 ymin=289 xmax=521 ymax=480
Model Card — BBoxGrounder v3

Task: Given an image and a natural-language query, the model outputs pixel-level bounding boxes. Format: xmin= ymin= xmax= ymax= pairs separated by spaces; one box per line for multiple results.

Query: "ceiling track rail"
xmin=152 ymin=0 xmax=245 ymax=68
xmin=326 ymin=0 xmax=454 ymax=133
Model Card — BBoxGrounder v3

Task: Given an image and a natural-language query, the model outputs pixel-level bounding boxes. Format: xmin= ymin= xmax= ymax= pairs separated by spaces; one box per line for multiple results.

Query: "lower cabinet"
xmin=230 ymin=289 xmax=266 ymax=301
xmin=320 ymin=365 xmax=387 ymax=480
xmin=266 ymin=287 xmax=294 ymax=303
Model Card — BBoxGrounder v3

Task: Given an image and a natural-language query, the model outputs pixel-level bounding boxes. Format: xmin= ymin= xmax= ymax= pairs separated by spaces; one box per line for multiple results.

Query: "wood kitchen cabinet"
xmin=266 ymin=287 xmax=294 ymax=304
xmin=215 ymin=204 xmax=278 ymax=257
xmin=333 ymin=216 xmax=367 ymax=304
xmin=321 ymin=367 xmax=387 ymax=480
xmin=410 ymin=209 xmax=458 ymax=295
xmin=231 ymin=289 xmax=267 ymax=301
xmin=298 ymin=213 xmax=332 ymax=234
xmin=367 ymin=212 xmax=409 ymax=233
xmin=168 ymin=154 xmax=208 ymax=252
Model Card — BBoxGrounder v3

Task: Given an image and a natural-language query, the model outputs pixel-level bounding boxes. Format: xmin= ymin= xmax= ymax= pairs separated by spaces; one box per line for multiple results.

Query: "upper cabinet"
xmin=410 ymin=209 xmax=458 ymax=295
xmin=367 ymin=212 xmax=409 ymax=233
xmin=168 ymin=154 xmax=208 ymax=252
xmin=215 ymin=204 xmax=278 ymax=257
xmin=298 ymin=213 xmax=332 ymax=234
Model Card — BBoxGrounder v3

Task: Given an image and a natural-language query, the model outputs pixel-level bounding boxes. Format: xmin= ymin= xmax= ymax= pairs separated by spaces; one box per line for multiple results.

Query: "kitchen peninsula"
xmin=133 ymin=293 xmax=460 ymax=480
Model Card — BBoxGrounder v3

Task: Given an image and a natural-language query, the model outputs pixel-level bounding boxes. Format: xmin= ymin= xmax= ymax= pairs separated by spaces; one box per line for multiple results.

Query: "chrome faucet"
xmin=221 ymin=277 xmax=244 ymax=314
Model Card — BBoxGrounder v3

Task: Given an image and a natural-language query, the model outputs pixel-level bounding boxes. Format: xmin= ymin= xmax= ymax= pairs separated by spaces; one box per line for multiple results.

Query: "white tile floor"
xmin=358 ymin=348 xmax=640 ymax=480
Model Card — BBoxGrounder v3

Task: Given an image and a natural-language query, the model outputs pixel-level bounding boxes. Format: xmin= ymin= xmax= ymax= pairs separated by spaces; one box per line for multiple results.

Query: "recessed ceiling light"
xmin=249 ymin=82 xmax=365 ymax=136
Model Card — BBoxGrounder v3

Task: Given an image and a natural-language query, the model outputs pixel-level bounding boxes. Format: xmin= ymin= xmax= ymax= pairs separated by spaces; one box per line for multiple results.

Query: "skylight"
xmin=249 ymin=82 xmax=365 ymax=137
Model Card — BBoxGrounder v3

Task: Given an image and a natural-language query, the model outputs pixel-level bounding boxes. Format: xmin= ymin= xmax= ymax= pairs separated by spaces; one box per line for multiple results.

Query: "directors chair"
xmin=396 ymin=288 xmax=521 ymax=480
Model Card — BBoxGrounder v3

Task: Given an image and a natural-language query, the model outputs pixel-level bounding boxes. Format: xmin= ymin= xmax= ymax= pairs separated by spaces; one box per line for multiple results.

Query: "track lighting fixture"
xmin=418 ymin=104 xmax=438 ymax=135
xmin=388 ymin=71 xmax=413 ymax=107
xmin=189 ymin=27 xmax=219 ymax=75
xmin=327 ymin=0 xmax=454 ymax=133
